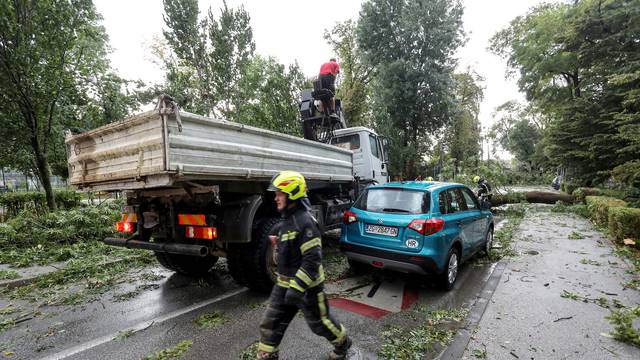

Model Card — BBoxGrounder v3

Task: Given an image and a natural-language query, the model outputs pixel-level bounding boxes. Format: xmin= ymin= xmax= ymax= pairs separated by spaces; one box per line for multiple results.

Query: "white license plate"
xmin=365 ymin=224 xmax=398 ymax=237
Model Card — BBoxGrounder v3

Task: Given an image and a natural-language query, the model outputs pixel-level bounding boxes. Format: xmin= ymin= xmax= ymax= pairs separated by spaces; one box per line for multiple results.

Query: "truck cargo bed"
xmin=66 ymin=110 xmax=354 ymax=192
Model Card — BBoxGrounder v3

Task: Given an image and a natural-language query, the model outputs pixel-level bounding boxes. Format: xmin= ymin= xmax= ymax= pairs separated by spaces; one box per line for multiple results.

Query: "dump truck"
xmin=65 ymin=95 xmax=388 ymax=291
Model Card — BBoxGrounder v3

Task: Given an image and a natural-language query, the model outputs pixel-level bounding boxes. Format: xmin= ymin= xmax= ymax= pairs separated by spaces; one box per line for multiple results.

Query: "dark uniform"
xmin=258 ymin=202 xmax=346 ymax=354
xmin=477 ymin=179 xmax=492 ymax=201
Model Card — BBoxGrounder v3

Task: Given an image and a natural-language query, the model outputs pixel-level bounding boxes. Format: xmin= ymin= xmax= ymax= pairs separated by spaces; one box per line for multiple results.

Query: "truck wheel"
xmin=154 ymin=252 xmax=218 ymax=276
xmin=227 ymin=217 xmax=281 ymax=293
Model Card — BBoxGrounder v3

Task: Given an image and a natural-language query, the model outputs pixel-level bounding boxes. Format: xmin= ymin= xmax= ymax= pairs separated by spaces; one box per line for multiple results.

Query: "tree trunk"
xmin=491 ymin=191 xmax=575 ymax=207
xmin=29 ymin=128 xmax=57 ymax=210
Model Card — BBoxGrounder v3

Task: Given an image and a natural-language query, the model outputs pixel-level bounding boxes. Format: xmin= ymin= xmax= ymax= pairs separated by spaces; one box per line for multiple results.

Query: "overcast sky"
xmin=94 ymin=0 xmax=548 ymax=157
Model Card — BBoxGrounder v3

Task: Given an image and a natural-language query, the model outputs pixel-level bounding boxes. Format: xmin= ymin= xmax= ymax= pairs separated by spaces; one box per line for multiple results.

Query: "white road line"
xmin=39 ymin=287 xmax=248 ymax=360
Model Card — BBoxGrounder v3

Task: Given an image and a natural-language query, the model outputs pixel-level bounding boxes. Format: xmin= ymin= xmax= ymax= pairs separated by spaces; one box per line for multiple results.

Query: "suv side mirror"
xmin=480 ymin=200 xmax=492 ymax=210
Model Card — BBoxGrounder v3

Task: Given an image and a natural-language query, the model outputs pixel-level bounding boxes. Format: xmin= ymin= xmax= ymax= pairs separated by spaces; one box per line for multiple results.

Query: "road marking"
xmin=38 ymin=287 xmax=247 ymax=360
xmin=327 ymin=276 xmax=419 ymax=319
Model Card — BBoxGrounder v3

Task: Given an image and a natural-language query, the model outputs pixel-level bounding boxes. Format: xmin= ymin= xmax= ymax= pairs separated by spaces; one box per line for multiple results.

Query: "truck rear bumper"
xmin=104 ymin=238 xmax=208 ymax=257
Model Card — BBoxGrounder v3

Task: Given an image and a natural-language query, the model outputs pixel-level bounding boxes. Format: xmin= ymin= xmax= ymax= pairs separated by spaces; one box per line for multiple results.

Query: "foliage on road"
xmin=0 ymin=201 xmax=122 ymax=267
xmin=606 ymin=306 xmax=640 ymax=348
xmin=239 ymin=342 xmax=259 ymax=360
xmin=143 ymin=339 xmax=193 ymax=360
xmin=0 ymin=250 xmax=155 ymax=306
xmin=0 ymin=270 xmax=19 ymax=280
xmin=194 ymin=311 xmax=228 ymax=329
xmin=378 ymin=307 xmax=468 ymax=359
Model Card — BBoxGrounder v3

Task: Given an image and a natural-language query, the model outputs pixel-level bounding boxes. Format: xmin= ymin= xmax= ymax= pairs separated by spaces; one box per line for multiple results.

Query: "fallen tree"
xmin=491 ymin=191 xmax=575 ymax=207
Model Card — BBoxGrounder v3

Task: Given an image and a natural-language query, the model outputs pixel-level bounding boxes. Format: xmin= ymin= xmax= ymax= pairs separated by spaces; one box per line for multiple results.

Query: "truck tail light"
xmin=342 ymin=210 xmax=358 ymax=225
xmin=185 ymin=226 xmax=217 ymax=240
xmin=408 ymin=218 xmax=445 ymax=235
xmin=115 ymin=221 xmax=135 ymax=233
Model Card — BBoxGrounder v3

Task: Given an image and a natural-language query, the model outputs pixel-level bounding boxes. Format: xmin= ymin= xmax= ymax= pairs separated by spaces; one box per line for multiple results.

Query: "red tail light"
xmin=342 ymin=210 xmax=358 ymax=225
xmin=115 ymin=221 xmax=135 ymax=233
xmin=185 ymin=226 xmax=217 ymax=240
xmin=408 ymin=218 xmax=445 ymax=235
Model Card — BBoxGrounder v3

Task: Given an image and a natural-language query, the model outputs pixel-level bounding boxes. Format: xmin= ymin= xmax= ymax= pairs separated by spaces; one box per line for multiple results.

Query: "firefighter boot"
xmin=328 ymin=335 xmax=352 ymax=359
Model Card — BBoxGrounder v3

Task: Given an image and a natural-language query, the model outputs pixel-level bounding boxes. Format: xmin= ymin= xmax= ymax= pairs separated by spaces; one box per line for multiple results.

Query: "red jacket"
xmin=319 ymin=61 xmax=340 ymax=76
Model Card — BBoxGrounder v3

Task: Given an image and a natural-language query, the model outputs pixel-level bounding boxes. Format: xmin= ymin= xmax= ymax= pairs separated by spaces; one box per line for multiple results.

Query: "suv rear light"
xmin=343 ymin=210 xmax=358 ymax=225
xmin=408 ymin=218 xmax=445 ymax=235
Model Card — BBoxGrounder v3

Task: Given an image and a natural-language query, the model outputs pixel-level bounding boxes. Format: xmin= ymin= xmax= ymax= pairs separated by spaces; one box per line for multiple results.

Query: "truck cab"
xmin=330 ymin=127 xmax=389 ymax=185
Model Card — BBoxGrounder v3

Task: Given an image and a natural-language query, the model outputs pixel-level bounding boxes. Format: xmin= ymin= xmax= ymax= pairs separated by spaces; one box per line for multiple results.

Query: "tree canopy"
xmin=0 ymin=0 xmax=143 ymax=209
xmin=357 ymin=0 xmax=465 ymax=178
xmin=491 ymin=0 xmax=640 ymax=187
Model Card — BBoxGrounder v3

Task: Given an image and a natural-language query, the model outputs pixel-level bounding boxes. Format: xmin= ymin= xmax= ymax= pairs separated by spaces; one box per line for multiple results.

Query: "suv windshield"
xmin=354 ymin=188 xmax=429 ymax=214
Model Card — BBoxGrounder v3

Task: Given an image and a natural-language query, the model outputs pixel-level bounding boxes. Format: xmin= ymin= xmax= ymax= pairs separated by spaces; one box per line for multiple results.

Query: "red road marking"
xmin=328 ymin=298 xmax=391 ymax=319
xmin=401 ymin=286 xmax=419 ymax=310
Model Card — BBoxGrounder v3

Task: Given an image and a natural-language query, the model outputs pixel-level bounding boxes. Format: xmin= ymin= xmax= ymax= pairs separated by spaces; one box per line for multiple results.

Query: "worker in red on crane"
xmin=319 ymin=58 xmax=340 ymax=116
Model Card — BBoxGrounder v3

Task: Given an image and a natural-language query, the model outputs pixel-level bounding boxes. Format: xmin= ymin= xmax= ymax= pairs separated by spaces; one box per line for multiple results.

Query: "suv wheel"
xmin=483 ymin=228 xmax=494 ymax=256
xmin=439 ymin=247 xmax=459 ymax=291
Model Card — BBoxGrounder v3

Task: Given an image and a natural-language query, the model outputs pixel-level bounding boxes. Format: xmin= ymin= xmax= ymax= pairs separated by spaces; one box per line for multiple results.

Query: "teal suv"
xmin=340 ymin=181 xmax=494 ymax=289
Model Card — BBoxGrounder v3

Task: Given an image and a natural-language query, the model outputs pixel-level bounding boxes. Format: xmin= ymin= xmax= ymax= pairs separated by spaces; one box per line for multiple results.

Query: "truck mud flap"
xmin=221 ymin=194 xmax=263 ymax=244
xmin=104 ymin=238 xmax=208 ymax=257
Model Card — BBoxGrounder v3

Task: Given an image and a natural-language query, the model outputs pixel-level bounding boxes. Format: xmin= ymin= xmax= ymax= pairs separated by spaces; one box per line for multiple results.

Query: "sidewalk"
xmin=461 ymin=207 xmax=640 ymax=359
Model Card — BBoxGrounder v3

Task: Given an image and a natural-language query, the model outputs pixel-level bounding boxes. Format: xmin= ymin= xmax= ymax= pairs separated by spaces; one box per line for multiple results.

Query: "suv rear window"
xmin=354 ymin=188 xmax=429 ymax=214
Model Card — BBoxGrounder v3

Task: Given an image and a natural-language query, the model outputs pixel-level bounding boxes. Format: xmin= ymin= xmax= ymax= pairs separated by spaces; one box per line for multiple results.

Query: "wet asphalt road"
xmin=0 ymin=253 xmax=496 ymax=360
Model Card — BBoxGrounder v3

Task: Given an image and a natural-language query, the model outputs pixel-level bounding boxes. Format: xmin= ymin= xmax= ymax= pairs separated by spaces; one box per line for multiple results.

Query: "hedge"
xmin=0 ymin=190 xmax=82 ymax=219
xmin=585 ymin=196 xmax=627 ymax=227
xmin=562 ymin=182 xmax=579 ymax=195
xmin=608 ymin=207 xmax=640 ymax=242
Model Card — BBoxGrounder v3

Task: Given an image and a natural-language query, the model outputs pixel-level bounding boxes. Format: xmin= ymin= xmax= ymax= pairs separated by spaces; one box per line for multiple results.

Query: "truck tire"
xmin=227 ymin=217 xmax=281 ymax=293
xmin=154 ymin=252 xmax=218 ymax=276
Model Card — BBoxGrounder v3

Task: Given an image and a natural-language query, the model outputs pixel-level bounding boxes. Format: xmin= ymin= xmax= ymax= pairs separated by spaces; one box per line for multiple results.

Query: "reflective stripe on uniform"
xmin=281 ymin=231 xmax=298 ymax=241
xmin=309 ymin=265 xmax=325 ymax=287
xmin=289 ymin=279 xmax=305 ymax=292
xmin=295 ymin=268 xmax=313 ymax=286
xmin=300 ymin=237 xmax=322 ymax=253
xmin=258 ymin=342 xmax=278 ymax=353
xmin=276 ymin=278 xmax=290 ymax=288
xmin=317 ymin=292 xmax=345 ymax=340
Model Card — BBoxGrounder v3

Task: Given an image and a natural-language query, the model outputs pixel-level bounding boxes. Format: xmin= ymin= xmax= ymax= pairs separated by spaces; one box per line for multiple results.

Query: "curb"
xmin=0 ymin=255 xmax=143 ymax=290
xmin=436 ymin=218 xmax=511 ymax=360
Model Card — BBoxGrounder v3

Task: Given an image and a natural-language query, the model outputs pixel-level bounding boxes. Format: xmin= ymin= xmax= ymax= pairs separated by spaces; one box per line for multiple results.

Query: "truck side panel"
xmin=166 ymin=113 xmax=354 ymax=183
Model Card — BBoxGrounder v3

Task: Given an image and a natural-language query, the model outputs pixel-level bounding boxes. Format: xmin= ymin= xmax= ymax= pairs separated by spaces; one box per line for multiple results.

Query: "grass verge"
xmin=378 ymin=307 xmax=469 ymax=359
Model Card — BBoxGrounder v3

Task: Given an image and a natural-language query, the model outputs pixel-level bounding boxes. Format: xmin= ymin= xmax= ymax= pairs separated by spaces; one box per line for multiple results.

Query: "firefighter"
xmin=473 ymin=175 xmax=492 ymax=201
xmin=256 ymin=170 xmax=352 ymax=360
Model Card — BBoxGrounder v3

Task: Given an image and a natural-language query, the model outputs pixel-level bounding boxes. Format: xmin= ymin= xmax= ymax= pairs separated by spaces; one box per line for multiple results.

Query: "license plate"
xmin=365 ymin=224 xmax=398 ymax=237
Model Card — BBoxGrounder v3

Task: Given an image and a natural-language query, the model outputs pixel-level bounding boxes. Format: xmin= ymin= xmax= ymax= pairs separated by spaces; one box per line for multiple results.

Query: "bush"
xmin=0 ymin=189 xmax=82 ymax=219
xmin=585 ymin=196 xmax=628 ymax=226
xmin=2 ymin=202 xmax=120 ymax=248
xmin=572 ymin=188 xmax=602 ymax=203
xmin=608 ymin=207 xmax=640 ymax=243
xmin=562 ymin=182 xmax=579 ymax=195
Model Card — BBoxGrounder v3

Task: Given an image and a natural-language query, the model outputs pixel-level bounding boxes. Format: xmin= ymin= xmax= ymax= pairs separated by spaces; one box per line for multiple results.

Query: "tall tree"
xmin=491 ymin=0 xmax=640 ymax=185
xmin=324 ymin=20 xmax=373 ymax=127
xmin=445 ymin=71 xmax=484 ymax=172
xmin=358 ymin=0 xmax=465 ymax=178
xmin=235 ymin=56 xmax=308 ymax=136
xmin=0 ymin=0 xmax=133 ymax=209
xmin=161 ymin=0 xmax=255 ymax=119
